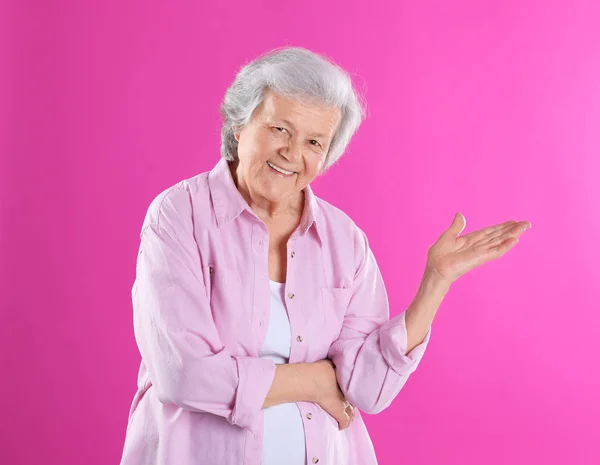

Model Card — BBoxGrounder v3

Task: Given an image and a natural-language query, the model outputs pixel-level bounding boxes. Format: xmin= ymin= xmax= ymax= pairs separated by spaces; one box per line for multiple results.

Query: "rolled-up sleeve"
xmin=327 ymin=226 xmax=431 ymax=415
xmin=132 ymin=191 xmax=276 ymax=431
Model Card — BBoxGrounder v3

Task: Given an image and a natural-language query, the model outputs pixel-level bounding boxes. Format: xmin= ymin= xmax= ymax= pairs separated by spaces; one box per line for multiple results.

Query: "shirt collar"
xmin=207 ymin=157 xmax=322 ymax=240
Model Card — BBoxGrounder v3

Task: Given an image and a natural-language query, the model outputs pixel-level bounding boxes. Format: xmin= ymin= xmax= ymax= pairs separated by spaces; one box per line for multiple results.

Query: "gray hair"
xmin=219 ymin=46 xmax=368 ymax=172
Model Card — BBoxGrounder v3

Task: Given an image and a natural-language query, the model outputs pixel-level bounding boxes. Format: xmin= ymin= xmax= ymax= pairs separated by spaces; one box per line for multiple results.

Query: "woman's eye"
xmin=309 ymin=140 xmax=321 ymax=148
xmin=274 ymin=127 xmax=286 ymax=133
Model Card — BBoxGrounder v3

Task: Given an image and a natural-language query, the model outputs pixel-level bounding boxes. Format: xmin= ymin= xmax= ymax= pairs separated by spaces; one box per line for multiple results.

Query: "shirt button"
xmin=312 ymin=457 xmax=319 ymax=464
xmin=209 ymin=266 xmax=214 ymax=275
xmin=306 ymin=413 xmax=312 ymax=420
xmin=290 ymin=251 xmax=295 ymax=258
xmin=288 ymin=292 xmax=295 ymax=299
xmin=297 ymin=335 xmax=303 ymax=342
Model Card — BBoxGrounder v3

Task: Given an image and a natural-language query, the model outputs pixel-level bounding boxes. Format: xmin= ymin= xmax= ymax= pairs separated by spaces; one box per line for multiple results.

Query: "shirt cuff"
xmin=379 ymin=311 xmax=431 ymax=375
xmin=229 ymin=355 xmax=277 ymax=432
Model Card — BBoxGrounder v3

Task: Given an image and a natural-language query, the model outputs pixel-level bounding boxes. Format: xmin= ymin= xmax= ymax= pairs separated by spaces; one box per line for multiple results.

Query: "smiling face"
xmin=232 ymin=89 xmax=341 ymax=207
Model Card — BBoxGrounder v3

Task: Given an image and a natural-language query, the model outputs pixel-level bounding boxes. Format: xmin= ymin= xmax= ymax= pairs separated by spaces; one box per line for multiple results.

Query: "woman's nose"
xmin=282 ymin=141 xmax=303 ymax=163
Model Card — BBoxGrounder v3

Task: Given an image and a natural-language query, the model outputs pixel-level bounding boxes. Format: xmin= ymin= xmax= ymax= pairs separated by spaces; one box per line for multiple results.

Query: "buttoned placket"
xmin=285 ymin=232 xmax=322 ymax=465
xmin=285 ymin=235 xmax=303 ymax=364
xmin=252 ymin=220 xmax=322 ymax=465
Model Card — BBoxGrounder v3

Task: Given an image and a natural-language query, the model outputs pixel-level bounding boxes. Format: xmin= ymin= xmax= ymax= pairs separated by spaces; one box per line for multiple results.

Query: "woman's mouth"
xmin=267 ymin=160 xmax=296 ymax=177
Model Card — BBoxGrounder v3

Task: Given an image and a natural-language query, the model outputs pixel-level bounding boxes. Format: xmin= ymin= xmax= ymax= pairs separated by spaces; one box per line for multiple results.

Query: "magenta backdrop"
xmin=2 ymin=1 xmax=599 ymax=464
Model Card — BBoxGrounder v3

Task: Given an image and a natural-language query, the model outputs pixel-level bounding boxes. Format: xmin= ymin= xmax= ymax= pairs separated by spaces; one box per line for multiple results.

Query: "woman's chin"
xmin=258 ymin=183 xmax=296 ymax=202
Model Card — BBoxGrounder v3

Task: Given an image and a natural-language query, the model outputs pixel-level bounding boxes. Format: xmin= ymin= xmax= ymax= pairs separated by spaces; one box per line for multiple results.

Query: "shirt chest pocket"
xmin=321 ymin=287 xmax=351 ymax=339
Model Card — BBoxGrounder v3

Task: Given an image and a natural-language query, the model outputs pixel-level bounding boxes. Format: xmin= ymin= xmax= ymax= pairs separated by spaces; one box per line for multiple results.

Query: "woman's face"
xmin=233 ymin=89 xmax=341 ymax=205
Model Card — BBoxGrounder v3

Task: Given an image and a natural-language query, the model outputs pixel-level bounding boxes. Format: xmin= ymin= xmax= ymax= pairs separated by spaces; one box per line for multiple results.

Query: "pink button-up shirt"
xmin=119 ymin=157 xmax=432 ymax=465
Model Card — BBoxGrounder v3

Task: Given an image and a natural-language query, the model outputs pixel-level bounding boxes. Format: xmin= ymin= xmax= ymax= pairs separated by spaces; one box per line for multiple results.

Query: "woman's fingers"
xmin=471 ymin=221 xmax=525 ymax=248
xmin=481 ymin=220 xmax=518 ymax=237
xmin=339 ymin=401 xmax=356 ymax=430
xmin=341 ymin=409 xmax=351 ymax=430
xmin=459 ymin=221 xmax=516 ymax=246
xmin=486 ymin=236 xmax=519 ymax=261
xmin=482 ymin=222 xmax=528 ymax=247
xmin=348 ymin=403 xmax=356 ymax=423
xmin=479 ymin=225 xmax=519 ymax=246
xmin=464 ymin=220 xmax=530 ymax=245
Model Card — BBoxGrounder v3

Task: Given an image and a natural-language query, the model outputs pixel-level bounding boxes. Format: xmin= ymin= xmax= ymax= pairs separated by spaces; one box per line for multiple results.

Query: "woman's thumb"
xmin=448 ymin=212 xmax=466 ymax=236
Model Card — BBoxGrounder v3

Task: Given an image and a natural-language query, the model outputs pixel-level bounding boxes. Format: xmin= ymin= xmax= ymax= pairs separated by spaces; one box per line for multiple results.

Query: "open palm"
xmin=426 ymin=213 xmax=531 ymax=284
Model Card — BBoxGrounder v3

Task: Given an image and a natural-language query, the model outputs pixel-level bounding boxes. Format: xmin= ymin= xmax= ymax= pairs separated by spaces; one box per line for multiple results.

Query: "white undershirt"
xmin=259 ymin=280 xmax=306 ymax=465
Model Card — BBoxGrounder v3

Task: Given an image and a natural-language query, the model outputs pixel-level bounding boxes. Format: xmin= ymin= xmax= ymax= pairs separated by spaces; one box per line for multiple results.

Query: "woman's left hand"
xmin=426 ymin=213 xmax=531 ymax=285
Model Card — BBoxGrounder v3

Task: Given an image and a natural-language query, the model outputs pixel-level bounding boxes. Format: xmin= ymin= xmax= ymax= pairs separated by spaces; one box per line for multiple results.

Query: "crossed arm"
xmin=133 ymin=214 xmax=438 ymax=434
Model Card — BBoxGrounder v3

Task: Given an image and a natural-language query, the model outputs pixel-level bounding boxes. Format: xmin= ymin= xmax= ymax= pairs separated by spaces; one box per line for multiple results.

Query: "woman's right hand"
xmin=312 ymin=359 xmax=356 ymax=431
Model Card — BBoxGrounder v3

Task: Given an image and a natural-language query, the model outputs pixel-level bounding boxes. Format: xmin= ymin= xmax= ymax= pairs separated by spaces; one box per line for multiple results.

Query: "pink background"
xmin=2 ymin=1 xmax=599 ymax=464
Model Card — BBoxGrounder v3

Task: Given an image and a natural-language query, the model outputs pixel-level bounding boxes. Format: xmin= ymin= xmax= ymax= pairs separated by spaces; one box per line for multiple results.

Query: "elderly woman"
xmin=119 ymin=47 xmax=531 ymax=465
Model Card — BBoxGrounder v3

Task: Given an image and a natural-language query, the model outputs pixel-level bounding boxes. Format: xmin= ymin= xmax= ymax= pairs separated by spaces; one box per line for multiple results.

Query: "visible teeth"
xmin=267 ymin=161 xmax=294 ymax=175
